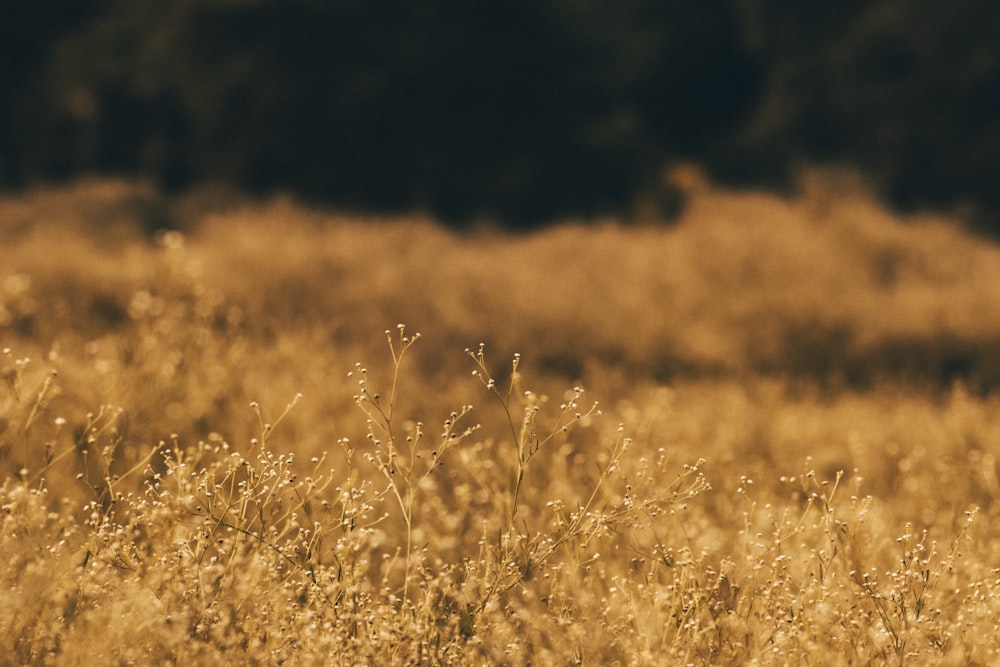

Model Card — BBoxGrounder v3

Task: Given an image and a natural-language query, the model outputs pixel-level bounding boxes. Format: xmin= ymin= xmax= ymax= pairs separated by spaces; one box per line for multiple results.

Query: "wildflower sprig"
xmin=351 ymin=325 xmax=480 ymax=605
xmin=467 ymin=343 xmax=600 ymax=522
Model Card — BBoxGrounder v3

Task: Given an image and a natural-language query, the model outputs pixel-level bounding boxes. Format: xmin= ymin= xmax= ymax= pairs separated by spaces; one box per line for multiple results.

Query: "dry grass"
xmin=3 ymin=176 xmax=1000 ymax=664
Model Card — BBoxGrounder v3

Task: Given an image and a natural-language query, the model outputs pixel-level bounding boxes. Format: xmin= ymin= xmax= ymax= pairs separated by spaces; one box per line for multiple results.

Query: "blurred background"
xmin=2 ymin=0 xmax=999 ymax=230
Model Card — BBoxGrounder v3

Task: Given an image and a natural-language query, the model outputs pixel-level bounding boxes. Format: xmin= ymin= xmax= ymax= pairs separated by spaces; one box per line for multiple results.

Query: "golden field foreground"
xmin=3 ymin=178 xmax=1000 ymax=665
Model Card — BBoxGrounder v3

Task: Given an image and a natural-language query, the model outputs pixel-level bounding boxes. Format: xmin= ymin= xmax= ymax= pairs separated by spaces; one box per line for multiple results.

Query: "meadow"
xmin=3 ymin=175 xmax=1000 ymax=665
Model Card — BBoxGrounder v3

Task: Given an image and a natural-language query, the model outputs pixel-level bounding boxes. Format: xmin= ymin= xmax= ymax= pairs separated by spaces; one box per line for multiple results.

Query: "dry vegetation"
xmin=3 ymin=177 xmax=1000 ymax=665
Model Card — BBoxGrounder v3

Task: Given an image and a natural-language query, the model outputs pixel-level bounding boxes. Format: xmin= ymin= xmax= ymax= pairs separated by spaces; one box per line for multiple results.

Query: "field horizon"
xmin=3 ymin=177 xmax=1000 ymax=664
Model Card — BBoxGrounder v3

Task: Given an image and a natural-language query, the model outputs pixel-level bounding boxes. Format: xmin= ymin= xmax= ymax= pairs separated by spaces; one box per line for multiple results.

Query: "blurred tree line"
xmin=2 ymin=0 xmax=998 ymax=229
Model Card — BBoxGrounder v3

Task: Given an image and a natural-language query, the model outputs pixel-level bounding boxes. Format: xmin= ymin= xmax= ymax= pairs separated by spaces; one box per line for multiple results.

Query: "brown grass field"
xmin=3 ymin=176 xmax=1000 ymax=665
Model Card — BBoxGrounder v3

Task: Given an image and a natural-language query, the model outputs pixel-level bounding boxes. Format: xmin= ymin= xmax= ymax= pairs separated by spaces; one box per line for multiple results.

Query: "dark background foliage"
xmin=2 ymin=0 xmax=998 ymax=229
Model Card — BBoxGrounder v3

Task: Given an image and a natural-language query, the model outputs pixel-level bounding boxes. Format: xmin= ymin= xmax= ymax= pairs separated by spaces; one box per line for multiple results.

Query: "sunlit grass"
xmin=2 ymin=177 xmax=1000 ymax=664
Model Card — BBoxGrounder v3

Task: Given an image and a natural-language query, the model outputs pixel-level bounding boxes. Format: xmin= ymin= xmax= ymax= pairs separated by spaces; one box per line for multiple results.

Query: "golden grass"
xmin=2 ymin=177 xmax=1000 ymax=664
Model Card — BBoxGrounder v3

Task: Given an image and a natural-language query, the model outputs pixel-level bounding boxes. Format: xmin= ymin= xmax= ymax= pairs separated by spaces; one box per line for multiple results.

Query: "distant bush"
xmin=731 ymin=0 xmax=1000 ymax=230
xmin=6 ymin=2 xmax=1000 ymax=229
xmin=4 ymin=1 xmax=751 ymax=226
